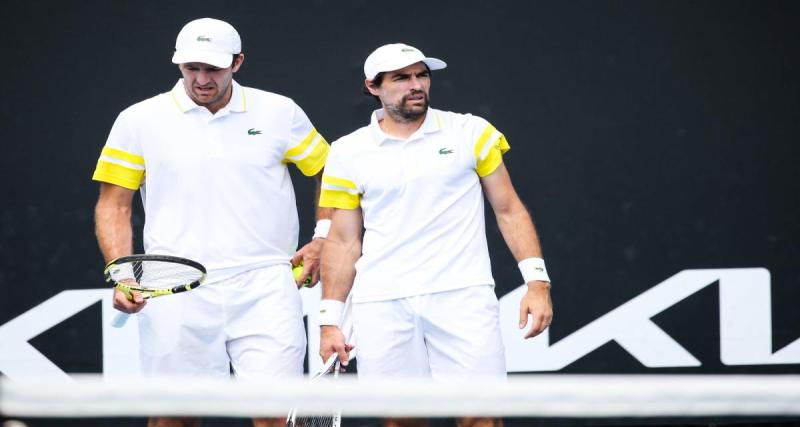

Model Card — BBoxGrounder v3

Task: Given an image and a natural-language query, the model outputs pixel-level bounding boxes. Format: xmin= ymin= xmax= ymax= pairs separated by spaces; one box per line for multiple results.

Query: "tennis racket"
xmin=286 ymin=299 xmax=354 ymax=427
xmin=106 ymin=254 xmax=206 ymax=328
xmin=285 ymin=353 xmax=343 ymax=427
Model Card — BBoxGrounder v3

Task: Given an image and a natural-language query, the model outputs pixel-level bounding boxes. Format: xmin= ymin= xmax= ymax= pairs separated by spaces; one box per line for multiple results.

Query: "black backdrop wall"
xmin=1 ymin=0 xmax=798 ymax=385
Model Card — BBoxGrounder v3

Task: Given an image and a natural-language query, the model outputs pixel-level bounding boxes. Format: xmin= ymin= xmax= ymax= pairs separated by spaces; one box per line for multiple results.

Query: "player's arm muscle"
xmin=321 ymin=207 xmax=363 ymax=302
xmin=95 ymin=182 xmax=136 ymax=263
xmin=481 ymin=161 xmax=553 ymax=338
xmin=95 ymin=182 xmax=145 ymax=311
xmin=481 ymin=162 xmax=543 ymax=260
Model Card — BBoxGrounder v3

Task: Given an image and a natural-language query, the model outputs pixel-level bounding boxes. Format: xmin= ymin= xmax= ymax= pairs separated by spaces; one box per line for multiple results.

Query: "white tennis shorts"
xmin=136 ymin=264 xmax=306 ymax=381
xmin=353 ymin=284 xmax=506 ymax=380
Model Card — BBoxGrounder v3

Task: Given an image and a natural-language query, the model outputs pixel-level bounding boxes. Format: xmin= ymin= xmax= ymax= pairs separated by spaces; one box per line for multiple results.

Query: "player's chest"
xmin=140 ymin=113 xmax=287 ymax=167
xmin=357 ymin=135 xmax=473 ymax=193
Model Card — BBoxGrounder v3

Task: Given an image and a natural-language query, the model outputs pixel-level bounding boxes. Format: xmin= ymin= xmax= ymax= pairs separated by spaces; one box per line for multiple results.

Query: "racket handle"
xmin=111 ymin=312 xmax=130 ymax=328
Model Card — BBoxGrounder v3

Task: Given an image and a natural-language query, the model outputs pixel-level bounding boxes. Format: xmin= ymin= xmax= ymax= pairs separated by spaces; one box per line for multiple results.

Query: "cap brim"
xmin=366 ymin=57 xmax=448 ymax=79
xmin=172 ymin=50 xmax=234 ymax=68
xmin=422 ymin=57 xmax=447 ymax=71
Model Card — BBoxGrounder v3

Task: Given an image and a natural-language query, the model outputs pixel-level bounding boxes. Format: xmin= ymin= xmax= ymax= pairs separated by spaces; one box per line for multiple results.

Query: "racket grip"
xmin=111 ymin=312 xmax=130 ymax=328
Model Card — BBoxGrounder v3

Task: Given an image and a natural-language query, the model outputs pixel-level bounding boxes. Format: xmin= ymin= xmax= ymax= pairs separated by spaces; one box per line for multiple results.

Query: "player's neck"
xmin=205 ymin=86 xmax=233 ymax=115
xmin=378 ymin=111 xmax=425 ymax=140
xmin=187 ymin=84 xmax=233 ymax=115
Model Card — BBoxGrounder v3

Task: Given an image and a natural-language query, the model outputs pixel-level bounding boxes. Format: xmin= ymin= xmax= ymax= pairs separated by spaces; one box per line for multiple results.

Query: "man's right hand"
xmin=112 ymin=286 xmax=147 ymax=314
xmin=320 ymin=325 xmax=354 ymax=366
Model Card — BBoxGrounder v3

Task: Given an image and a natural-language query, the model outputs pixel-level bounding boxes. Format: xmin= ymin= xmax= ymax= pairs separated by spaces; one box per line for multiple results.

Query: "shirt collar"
xmin=169 ymin=79 xmax=247 ymax=114
xmin=369 ymin=107 xmax=442 ymax=145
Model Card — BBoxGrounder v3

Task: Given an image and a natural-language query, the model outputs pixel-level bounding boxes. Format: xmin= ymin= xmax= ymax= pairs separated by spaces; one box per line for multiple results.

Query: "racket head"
xmin=286 ymin=354 xmax=342 ymax=427
xmin=104 ymin=254 xmax=206 ymax=298
xmin=286 ymin=409 xmax=341 ymax=427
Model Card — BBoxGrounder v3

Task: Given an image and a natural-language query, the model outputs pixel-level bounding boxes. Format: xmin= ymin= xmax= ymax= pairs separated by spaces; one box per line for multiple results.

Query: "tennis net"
xmin=2 ymin=374 xmax=799 ymax=426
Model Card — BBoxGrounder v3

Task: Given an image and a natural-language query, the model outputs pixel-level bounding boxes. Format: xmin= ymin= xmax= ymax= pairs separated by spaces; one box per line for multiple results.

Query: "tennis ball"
xmin=293 ymin=263 xmax=312 ymax=286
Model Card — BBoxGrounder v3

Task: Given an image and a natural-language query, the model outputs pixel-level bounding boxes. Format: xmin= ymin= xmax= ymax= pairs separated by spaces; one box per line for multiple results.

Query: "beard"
xmin=385 ymin=91 xmax=429 ymax=123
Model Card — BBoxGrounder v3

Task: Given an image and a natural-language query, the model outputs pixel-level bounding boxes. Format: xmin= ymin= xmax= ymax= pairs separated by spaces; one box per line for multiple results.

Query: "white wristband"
xmin=109 ymin=262 xmax=135 ymax=282
xmin=313 ymin=219 xmax=331 ymax=240
xmin=519 ymin=257 xmax=550 ymax=283
xmin=318 ymin=299 xmax=345 ymax=326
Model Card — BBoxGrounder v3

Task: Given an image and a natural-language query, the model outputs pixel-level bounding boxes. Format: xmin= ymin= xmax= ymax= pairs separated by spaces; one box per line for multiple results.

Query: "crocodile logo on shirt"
xmin=196 ymin=35 xmax=212 ymax=42
xmin=438 ymin=147 xmax=454 ymax=155
xmin=248 ymin=128 xmax=262 ymax=135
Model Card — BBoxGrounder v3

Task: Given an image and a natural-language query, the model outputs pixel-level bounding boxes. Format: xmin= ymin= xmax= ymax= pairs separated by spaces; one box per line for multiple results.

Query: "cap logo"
xmin=196 ymin=35 xmax=212 ymax=42
xmin=401 ymin=48 xmax=415 ymax=52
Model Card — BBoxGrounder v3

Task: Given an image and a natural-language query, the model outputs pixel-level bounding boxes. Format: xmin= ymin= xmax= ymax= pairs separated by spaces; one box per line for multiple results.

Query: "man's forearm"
xmin=496 ymin=200 xmax=543 ymax=262
xmin=320 ymin=237 xmax=359 ymax=301
xmin=95 ymin=204 xmax=133 ymax=262
xmin=481 ymin=163 xmax=544 ymax=262
xmin=94 ymin=185 xmax=135 ymax=263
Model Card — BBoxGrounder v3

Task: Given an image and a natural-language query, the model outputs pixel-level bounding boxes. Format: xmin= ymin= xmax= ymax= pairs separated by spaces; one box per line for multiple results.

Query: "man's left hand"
xmin=519 ymin=280 xmax=553 ymax=339
xmin=291 ymin=238 xmax=325 ymax=288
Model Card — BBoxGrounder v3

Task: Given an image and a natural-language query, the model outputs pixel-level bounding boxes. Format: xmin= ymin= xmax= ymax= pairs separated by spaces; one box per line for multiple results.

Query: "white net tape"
xmin=2 ymin=375 xmax=799 ymax=419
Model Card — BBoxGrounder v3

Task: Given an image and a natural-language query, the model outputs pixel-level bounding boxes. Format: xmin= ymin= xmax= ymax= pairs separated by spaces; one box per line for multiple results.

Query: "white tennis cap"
xmin=172 ymin=18 xmax=241 ymax=68
xmin=364 ymin=43 xmax=447 ymax=80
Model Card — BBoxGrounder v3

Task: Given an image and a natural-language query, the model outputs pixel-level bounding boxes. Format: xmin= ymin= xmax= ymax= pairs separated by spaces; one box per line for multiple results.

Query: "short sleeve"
xmin=91 ymin=111 xmax=146 ymax=190
xmin=470 ymin=117 xmax=510 ymax=177
xmin=282 ymin=103 xmax=330 ymax=176
xmin=319 ymin=141 xmax=361 ymax=209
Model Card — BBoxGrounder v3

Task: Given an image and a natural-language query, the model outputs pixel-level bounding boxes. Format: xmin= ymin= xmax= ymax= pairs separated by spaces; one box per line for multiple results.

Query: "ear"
xmin=364 ymin=78 xmax=380 ymax=96
xmin=232 ymin=54 xmax=245 ymax=73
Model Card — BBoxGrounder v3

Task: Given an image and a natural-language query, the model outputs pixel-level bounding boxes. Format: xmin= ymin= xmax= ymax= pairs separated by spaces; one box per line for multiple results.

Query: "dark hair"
xmin=362 ymin=72 xmax=386 ymax=104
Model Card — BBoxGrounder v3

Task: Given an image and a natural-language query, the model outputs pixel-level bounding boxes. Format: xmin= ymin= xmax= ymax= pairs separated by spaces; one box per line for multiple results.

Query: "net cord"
xmin=2 ymin=375 xmax=799 ymax=418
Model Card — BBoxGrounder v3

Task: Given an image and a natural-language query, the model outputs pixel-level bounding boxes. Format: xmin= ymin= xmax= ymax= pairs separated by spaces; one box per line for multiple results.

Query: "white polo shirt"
xmin=93 ymin=80 xmax=329 ymax=283
xmin=320 ymin=108 xmax=510 ymax=303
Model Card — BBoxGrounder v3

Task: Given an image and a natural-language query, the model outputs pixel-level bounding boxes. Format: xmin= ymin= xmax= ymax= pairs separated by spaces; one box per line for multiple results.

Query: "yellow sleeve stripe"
xmin=476 ymin=134 xmax=510 ymax=177
xmin=322 ymin=175 xmax=358 ymax=190
xmin=101 ymin=146 xmax=144 ymax=166
xmin=474 ymin=124 xmax=498 ymax=161
xmin=284 ymin=128 xmax=320 ymax=159
xmin=92 ymin=160 xmax=144 ymax=190
xmin=294 ymin=138 xmax=329 ymax=176
xmin=319 ymin=188 xmax=360 ymax=209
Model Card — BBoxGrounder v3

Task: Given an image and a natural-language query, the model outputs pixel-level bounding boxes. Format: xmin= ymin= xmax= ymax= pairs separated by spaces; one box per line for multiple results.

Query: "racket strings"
xmin=287 ymin=360 xmax=342 ymax=427
xmin=108 ymin=260 xmax=203 ymax=290
xmin=289 ymin=415 xmax=339 ymax=427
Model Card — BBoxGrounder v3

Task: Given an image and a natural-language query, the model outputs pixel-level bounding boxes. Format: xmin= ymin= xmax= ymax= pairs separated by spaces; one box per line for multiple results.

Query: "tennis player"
xmin=92 ymin=18 xmax=330 ymax=427
xmin=318 ymin=43 xmax=553 ymax=427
